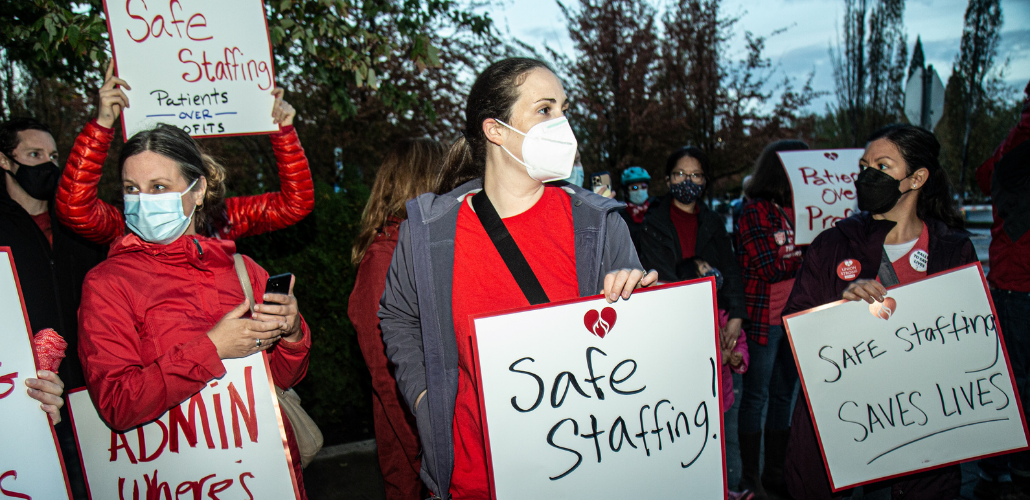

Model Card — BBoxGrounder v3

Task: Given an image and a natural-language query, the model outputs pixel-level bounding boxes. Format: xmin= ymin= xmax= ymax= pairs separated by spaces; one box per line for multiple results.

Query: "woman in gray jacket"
xmin=377 ymin=57 xmax=657 ymax=499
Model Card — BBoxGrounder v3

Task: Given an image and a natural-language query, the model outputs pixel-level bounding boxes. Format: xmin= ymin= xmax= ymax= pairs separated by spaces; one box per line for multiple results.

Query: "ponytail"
xmin=436 ymin=136 xmax=481 ymax=194
xmin=436 ymin=57 xmax=553 ymax=194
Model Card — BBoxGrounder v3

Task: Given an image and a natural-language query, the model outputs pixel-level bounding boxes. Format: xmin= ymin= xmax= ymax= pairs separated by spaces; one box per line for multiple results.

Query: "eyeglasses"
xmin=670 ymin=171 xmax=705 ymax=183
xmin=629 ymin=184 xmax=647 ymax=191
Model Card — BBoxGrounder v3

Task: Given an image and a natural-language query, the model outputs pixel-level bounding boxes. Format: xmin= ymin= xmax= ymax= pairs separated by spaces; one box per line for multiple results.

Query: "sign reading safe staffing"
xmin=68 ymin=355 xmax=300 ymax=499
xmin=103 ymin=0 xmax=278 ymax=139
xmin=784 ymin=264 xmax=1029 ymax=491
xmin=0 ymin=248 xmax=73 ymax=499
xmin=778 ymin=149 xmax=864 ymax=245
xmin=471 ymin=280 xmax=726 ymax=499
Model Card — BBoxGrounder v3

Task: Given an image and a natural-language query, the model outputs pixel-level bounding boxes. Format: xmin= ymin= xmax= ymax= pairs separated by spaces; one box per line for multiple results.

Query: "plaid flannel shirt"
xmin=735 ymin=198 xmax=803 ymax=345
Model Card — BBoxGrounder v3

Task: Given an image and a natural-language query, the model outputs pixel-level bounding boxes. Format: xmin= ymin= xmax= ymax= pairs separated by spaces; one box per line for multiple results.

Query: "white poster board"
xmin=778 ymin=149 xmax=864 ymax=245
xmin=784 ymin=264 xmax=1029 ymax=491
xmin=0 ymin=248 xmax=72 ymax=500
xmin=472 ymin=280 xmax=726 ymax=499
xmin=103 ymin=0 xmax=278 ymax=139
xmin=68 ymin=355 xmax=300 ymax=499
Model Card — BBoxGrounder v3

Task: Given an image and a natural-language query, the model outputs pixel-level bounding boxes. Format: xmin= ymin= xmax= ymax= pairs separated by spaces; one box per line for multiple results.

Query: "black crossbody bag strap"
xmin=471 ymin=190 xmax=550 ymax=305
xmin=878 ymin=249 xmax=901 ymax=288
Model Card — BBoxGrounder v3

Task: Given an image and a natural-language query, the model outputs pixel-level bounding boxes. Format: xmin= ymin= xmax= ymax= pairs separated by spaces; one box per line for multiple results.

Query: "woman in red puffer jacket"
xmin=56 ymin=62 xmax=313 ymax=244
xmin=78 ymin=121 xmax=312 ymax=498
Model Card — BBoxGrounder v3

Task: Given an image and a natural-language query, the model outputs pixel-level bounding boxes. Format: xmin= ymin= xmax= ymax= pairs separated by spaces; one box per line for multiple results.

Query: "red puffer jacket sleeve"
xmin=56 ymin=121 xmax=126 ymax=245
xmin=221 ymin=126 xmax=315 ymax=239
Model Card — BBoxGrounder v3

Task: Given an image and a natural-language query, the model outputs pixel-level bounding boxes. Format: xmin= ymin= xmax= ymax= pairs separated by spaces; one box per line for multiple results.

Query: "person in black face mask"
xmin=0 ymin=117 xmax=106 ymax=500
xmin=780 ymin=124 xmax=975 ymax=500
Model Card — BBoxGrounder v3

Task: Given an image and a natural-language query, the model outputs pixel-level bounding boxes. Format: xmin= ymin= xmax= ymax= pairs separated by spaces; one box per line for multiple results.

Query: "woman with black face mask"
xmin=782 ymin=124 xmax=973 ymax=500
xmin=638 ymin=146 xmax=749 ymax=363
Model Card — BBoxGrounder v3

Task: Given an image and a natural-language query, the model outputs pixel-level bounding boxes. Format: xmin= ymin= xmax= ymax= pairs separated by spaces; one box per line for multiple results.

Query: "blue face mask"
xmin=566 ymin=164 xmax=585 ymax=188
xmin=703 ymin=268 xmax=724 ymax=290
xmin=628 ymin=189 xmax=649 ymax=205
xmin=124 ymin=179 xmax=199 ymax=245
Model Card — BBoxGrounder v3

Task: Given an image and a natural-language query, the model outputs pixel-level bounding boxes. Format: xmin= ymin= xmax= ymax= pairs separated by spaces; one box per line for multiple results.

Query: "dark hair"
xmin=665 ymin=146 xmax=712 ymax=197
xmin=119 ymin=124 xmax=227 ymax=235
xmin=744 ymin=140 xmax=809 ymax=206
xmin=437 ymin=57 xmax=553 ymax=193
xmin=866 ymin=124 xmax=964 ymax=229
xmin=0 ymin=117 xmax=53 ymax=156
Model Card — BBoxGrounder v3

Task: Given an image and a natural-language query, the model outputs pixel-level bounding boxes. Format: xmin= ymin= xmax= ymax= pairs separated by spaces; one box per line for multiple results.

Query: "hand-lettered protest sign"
xmin=104 ymin=0 xmax=277 ymax=139
xmin=778 ymin=149 xmax=864 ymax=245
xmin=784 ymin=264 xmax=1029 ymax=491
xmin=472 ymin=280 xmax=726 ymax=499
xmin=0 ymin=248 xmax=72 ymax=500
xmin=68 ymin=355 xmax=300 ymax=499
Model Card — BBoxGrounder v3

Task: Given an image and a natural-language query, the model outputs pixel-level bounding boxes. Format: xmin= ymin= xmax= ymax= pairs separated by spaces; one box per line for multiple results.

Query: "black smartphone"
xmin=264 ymin=273 xmax=293 ymax=304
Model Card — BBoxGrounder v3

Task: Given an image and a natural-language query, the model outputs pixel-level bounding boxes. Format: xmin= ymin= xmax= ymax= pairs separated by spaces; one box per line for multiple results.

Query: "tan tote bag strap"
xmin=232 ymin=254 xmax=256 ymax=310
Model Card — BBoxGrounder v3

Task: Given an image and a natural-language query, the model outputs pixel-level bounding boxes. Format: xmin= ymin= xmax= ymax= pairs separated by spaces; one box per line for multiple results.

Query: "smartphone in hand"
xmin=264 ymin=273 xmax=293 ymax=305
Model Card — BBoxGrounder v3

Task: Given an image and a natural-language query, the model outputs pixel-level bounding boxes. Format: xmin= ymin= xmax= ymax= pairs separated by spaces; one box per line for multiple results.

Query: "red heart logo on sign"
xmin=824 ymin=152 xmax=839 ymax=160
xmin=869 ymin=297 xmax=898 ymax=320
xmin=583 ymin=307 xmax=618 ymax=338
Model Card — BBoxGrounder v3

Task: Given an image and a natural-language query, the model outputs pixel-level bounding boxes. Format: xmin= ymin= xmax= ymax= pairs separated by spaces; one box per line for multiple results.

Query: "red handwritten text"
xmin=0 ymin=470 xmax=30 ymax=500
xmin=125 ymin=0 xmax=211 ymax=42
xmin=108 ymin=366 xmax=258 ymax=464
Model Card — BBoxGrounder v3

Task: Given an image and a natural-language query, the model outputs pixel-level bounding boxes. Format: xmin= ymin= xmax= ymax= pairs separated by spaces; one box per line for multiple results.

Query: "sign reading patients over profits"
xmin=472 ymin=280 xmax=726 ymax=499
xmin=68 ymin=356 xmax=300 ymax=499
xmin=784 ymin=264 xmax=1029 ymax=491
xmin=0 ymin=249 xmax=72 ymax=500
xmin=779 ymin=149 xmax=864 ymax=245
xmin=104 ymin=0 xmax=277 ymax=139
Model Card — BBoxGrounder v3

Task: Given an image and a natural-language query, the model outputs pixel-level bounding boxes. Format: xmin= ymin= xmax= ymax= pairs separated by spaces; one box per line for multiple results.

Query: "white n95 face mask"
xmin=124 ymin=178 xmax=199 ymax=245
xmin=496 ymin=117 xmax=579 ymax=182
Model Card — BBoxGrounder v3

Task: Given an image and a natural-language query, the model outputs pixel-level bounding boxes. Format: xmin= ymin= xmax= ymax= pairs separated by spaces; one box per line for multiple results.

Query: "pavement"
xmin=303 ymin=375 xmax=988 ymax=499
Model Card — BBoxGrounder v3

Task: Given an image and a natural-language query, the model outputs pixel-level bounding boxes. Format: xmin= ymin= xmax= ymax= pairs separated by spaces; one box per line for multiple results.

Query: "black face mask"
xmin=855 ymin=167 xmax=913 ymax=214
xmin=4 ymin=155 xmax=61 ymax=200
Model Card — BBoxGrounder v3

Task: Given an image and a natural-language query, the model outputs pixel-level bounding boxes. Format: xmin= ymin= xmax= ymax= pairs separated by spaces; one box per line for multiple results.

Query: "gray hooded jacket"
xmin=378 ymin=178 xmax=644 ymax=498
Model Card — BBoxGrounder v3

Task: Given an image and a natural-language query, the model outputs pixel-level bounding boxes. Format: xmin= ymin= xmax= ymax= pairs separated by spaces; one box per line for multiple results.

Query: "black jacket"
xmin=638 ymin=194 xmax=748 ymax=321
xmin=782 ymin=212 xmax=973 ymax=500
xmin=0 ymin=185 xmax=106 ymax=390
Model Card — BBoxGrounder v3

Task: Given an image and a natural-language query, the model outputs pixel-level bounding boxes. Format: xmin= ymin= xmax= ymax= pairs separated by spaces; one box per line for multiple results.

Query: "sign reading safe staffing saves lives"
xmin=784 ymin=264 xmax=1029 ymax=491
xmin=103 ymin=0 xmax=278 ymax=139
xmin=68 ymin=355 xmax=300 ymax=499
xmin=471 ymin=279 xmax=726 ymax=499
xmin=0 ymin=248 xmax=73 ymax=500
xmin=778 ymin=149 xmax=864 ymax=245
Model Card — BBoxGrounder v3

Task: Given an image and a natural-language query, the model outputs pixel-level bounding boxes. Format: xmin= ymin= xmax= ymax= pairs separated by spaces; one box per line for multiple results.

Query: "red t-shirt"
xmin=31 ymin=212 xmax=53 ymax=247
xmin=670 ymin=203 xmax=698 ymax=259
xmin=450 ymin=187 xmax=579 ymax=498
xmin=891 ymin=223 xmax=930 ymax=285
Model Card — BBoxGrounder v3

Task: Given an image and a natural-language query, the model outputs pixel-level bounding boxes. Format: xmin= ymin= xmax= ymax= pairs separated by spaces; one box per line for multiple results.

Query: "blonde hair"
xmin=351 ymin=138 xmax=447 ymax=265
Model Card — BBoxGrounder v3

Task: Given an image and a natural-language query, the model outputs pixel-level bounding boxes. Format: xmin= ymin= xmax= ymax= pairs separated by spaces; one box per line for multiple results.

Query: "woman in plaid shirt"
xmin=734 ymin=140 xmax=808 ymax=498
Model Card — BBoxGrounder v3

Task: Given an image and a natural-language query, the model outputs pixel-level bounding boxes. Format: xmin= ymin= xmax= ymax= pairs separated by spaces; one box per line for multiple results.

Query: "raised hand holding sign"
xmin=103 ymin=0 xmax=278 ymax=138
